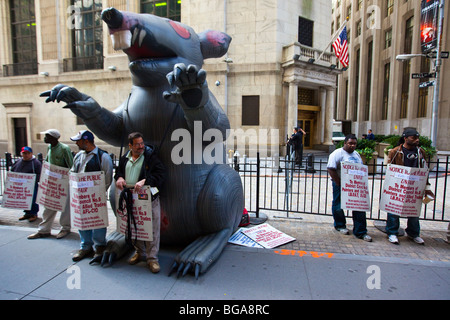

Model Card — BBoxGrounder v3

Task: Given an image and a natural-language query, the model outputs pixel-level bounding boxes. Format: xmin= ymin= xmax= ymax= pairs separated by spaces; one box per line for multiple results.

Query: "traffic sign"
xmin=419 ymin=80 xmax=435 ymax=88
xmin=412 ymin=72 xmax=436 ymax=79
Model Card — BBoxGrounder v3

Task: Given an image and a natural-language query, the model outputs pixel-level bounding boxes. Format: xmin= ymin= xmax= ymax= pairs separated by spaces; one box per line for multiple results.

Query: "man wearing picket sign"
xmin=28 ymin=129 xmax=73 ymax=240
xmin=115 ymin=132 xmax=166 ymax=273
xmin=327 ymin=134 xmax=372 ymax=242
xmin=385 ymin=128 xmax=435 ymax=245
xmin=69 ymin=130 xmax=113 ymax=262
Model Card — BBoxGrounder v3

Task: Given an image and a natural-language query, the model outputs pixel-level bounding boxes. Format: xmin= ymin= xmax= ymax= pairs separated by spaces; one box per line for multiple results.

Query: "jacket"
xmin=114 ymin=145 xmax=166 ymax=191
xmin=387 ymin=145 xmax=428 ymax=168
xmin=387 ymin=144 xmax=431 ymax=187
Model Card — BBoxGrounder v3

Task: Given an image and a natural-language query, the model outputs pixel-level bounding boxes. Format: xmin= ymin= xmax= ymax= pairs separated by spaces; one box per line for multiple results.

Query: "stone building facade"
xmin=0 ymin=0 xmax=339 ymax=157
xmin=332 ymin=0 xmax=450 ymax=149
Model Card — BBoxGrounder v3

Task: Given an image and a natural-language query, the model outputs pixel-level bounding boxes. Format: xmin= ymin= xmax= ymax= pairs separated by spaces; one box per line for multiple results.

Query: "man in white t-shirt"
xmin=327 ymin=134 xmax=372 ymax=241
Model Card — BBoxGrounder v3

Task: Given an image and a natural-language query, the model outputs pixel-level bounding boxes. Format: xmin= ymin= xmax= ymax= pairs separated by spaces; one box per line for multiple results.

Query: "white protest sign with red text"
xmin=380 ymin=164 xmax=429 ymax=217
xmin=2 ymin=172 xmax=36 ymax=210
xmin=69 ymin=171 xmax=108 ymax=230
xmin=36 ymin=162 xmax=69 ymax=211
xmin=340 ymin=161 xmax=370 ymax=212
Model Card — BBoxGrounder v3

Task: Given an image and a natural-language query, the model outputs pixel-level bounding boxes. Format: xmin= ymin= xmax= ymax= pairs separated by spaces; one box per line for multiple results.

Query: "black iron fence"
xmin=230 ymin=153 xmax=449 ymax=223
xmin=1 ymin=152 xmax=449 ymax=223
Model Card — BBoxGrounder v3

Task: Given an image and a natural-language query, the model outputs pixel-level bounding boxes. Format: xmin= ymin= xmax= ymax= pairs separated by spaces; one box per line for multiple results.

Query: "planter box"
xmin=360 ymin=151 xmax=378 ymax=174
xmin=376 ymin=142 xmax=390 ymax=156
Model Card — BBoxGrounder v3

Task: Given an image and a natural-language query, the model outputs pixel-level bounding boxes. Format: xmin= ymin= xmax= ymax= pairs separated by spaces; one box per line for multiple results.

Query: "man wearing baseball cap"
xmin=385 ymin=128 xmax=434 ymax=245
xmin=28 ymin=129 xmax=74 ymax=239
xmin=11 ymin=146 xmax=42 ymax=222
xmin=69 ymin=130 xmax=113 ymax=262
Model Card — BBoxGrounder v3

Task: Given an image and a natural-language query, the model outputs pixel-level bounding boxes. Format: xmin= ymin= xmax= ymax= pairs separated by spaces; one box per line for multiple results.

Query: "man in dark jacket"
xmin=12 ymin=146 xmax=42 ymax=222
xmin=287 ymin=127 xmax=306 ymax=167
xmin=114 ymin=132 xmax=166 ymax=273
xmin=385 ymin=128 xmax=434 ymax=245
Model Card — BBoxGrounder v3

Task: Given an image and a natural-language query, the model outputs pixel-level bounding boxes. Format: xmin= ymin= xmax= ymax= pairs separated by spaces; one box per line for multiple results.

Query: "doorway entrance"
xmin=13 ymin=118 xmax=28 ymax=156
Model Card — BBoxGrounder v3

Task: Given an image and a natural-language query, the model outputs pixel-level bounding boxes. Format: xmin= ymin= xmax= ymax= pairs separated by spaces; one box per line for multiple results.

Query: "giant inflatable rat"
xmin=40 ymin=8 xmax=244 ymax=278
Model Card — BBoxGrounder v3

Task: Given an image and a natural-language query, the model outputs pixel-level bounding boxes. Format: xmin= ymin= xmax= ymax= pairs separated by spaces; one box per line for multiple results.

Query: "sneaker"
xmin=147 ymin=260 xmax=160 ymax=273
xmin=72 ymin=248 xmax=94 ymax=262
xmin=409 ymin=235 xmax=425 ymax=245
xmin=56 ymin=230 xmax=70 ymax=239
xmin=336 ymin=227 xmax=349 ymax=235
xmin=359 ymin=234 xmax=372 ymax=242
xmin=27 ymin=232 xmax=51 ymax=239
xmin=388 ymin=234 xmax=399 ymax=244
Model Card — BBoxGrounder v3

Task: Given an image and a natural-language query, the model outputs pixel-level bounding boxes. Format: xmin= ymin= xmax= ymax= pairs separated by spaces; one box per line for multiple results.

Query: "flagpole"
xmin=317 ymin=17 xmax=349 ymax=63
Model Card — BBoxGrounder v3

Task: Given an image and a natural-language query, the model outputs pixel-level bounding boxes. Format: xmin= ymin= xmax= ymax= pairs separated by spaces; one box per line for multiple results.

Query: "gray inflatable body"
xmin=41 ymin=8 xmax=244 ymax=277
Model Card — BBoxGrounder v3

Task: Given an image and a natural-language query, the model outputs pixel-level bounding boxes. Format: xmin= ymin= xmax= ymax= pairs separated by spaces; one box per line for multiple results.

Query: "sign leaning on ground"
xmin=1 ymin=171 xmax=36 ymax=210
xmin=340 ymin=162 xmax=370 ymax=212
xmin=380 ymin=164 xmax=429 ymax=217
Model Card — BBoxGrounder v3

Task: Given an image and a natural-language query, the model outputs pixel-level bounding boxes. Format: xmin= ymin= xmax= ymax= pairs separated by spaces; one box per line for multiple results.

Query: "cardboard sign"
xmin=36 ymin=162 xmax=70 ymax=211
xmin=228 ymin=228 xmax=264 ymax=248
xmin=116 ymin=186 xmax=153 ymax=242
xmin=69 ymin=171 xmax=108 ymax=230
xmin=241 ymin=223 xmax=295 ymax=249
xmin=340 ymin=161 xmax=370 ymax=212
xmin=380 ymin=164 xmax=429 ymax=217
xmin=2 ymin=172 xmax=36 ymax=210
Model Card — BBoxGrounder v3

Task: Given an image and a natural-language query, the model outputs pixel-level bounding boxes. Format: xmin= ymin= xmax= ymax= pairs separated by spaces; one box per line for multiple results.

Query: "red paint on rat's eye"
xmin=169 ymin=20 xmax=190 ymax=39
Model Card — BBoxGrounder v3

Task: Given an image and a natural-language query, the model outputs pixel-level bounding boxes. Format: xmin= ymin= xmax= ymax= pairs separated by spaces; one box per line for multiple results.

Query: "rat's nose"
xmin=101 ymin=7 xmax=123 ymax=29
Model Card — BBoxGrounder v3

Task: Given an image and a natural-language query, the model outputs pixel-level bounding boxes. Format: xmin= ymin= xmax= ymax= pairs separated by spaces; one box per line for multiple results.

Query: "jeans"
xmin=332 ymin=181 xmax=367 ymax=237
xmin=385 ymin=213 xmax=420 ymax=238
xmin=79 ymin=227 xmax=107 ymax=251
xmin=24 ymin=183 xmax=39 ymax=217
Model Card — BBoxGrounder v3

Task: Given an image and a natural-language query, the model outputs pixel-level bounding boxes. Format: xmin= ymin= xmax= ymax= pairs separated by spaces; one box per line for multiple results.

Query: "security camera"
xmin=215 ymin=80 xmax=221 ymax=86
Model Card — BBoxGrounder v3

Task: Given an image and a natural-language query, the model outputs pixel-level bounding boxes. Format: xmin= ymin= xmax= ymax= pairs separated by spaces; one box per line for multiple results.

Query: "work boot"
xmin=147 ymin=260 xmax=160 ymax=273
xmin=128 ymin=251 xmax=143 ymax=265
xmin=72 ymin=248 xmax=94 ymax=262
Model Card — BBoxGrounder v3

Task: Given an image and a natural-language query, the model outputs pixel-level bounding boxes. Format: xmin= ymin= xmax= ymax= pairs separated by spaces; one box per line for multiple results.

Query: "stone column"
xmin=323 ymin=87 xmax=335 ymax=145
xmin=287 ymin=82 xmax=298 ymax=131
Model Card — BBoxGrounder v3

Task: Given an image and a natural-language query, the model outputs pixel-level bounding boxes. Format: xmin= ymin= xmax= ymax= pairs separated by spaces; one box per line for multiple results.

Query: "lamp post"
xmin=395 ymin=0 xmax=445 ymax=148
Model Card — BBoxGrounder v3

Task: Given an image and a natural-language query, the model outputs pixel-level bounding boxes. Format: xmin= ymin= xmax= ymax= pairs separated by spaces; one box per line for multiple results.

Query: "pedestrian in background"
xmin=28 ymin=129 xmax=73 ymax=240
xmin=11 ymin=146 xmax=42 ymax=222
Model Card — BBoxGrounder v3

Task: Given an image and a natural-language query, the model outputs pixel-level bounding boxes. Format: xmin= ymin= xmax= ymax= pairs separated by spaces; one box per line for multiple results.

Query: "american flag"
xmin=332 ymin=26 xmax=349 ymax=68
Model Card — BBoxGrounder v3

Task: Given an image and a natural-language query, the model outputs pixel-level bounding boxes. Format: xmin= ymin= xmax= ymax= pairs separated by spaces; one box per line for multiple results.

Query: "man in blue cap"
xmin=69 ymin=130 xmax=113 ymax=262
xmin=11 ymin=146 xmax=42 ymax=222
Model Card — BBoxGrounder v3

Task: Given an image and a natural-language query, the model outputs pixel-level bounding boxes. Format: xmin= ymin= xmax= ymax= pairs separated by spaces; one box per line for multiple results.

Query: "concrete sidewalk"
xmin=0 ymin=204 xmax=449 ymax=301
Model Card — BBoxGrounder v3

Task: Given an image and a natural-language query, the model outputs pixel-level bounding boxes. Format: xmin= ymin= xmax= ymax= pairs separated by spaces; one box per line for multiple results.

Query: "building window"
xmin=64 ymin=1 xmax=103 ymax=72
xmin=364 ymin=41 xmax=373 ymax=121
xmin=385 ymin=28 xmax=392 ymax=48
xmin=298 ymin=17 xmax=314 ymax=47
xmin=356 ymin=20 xmax=362 ymax=36
xmin=242 ymin=96 xmax=260 ymax=126
xmin=4 ymin=0 xmax=38 ymax=76
xmin=347 ymin=5 xmax=352 ymax=19
xmin=400 ymin=17 xmax=414 ymax=118
xmin=417 ymin=57 xmax=430 ymax=118
xmin=358 ymin=0 xmax=363 ymax=11
xmin=382 ymin=63 xmax=390 ymax=120
xmin=386 ymin=0 xmax=394 ymax=17
xmin=141 ymin=0 xmax=181 ymax=21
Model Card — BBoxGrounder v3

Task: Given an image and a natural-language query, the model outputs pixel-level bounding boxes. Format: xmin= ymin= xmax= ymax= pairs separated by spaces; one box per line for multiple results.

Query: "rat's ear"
xmin=198 ymin=30 xmax=232 ymax=59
